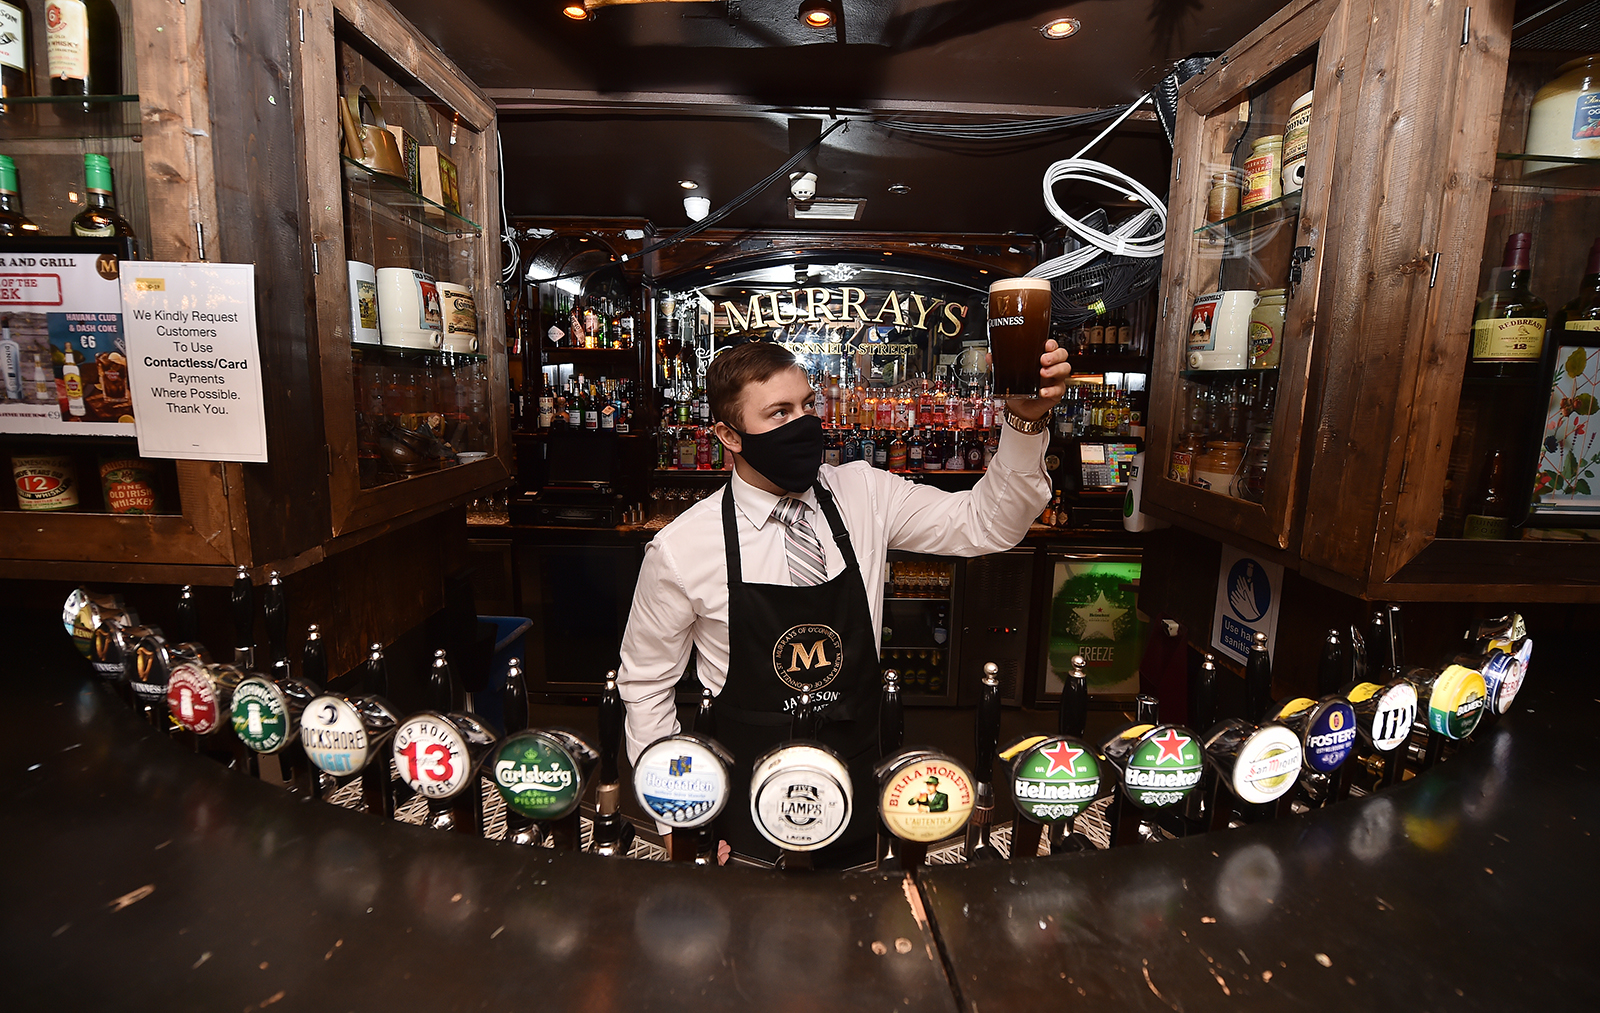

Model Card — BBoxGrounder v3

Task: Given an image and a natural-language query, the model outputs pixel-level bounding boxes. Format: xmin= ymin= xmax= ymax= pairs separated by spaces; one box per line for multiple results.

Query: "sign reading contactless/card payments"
xmin=121 ymin=262 xmax=267 ymax=463
xmin=1211 ymin=543 xmax=1283 ymax=665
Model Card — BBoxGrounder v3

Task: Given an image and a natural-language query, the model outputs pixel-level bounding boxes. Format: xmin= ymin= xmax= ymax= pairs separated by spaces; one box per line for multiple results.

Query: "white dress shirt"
xmin=618 ymin=426 xmax=1050 ymax=763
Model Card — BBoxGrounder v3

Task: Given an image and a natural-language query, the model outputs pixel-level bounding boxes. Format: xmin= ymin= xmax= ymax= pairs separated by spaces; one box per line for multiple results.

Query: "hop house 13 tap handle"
xmin=263 ymin=573 xmax=289 ymax=679
xmin=230 ymin=566 xmax=254 ymax=669
xmin=1059 ymin=654 xmax=1088 ymax=737
xmin=393 ymin=710 xmax=497 ymax=834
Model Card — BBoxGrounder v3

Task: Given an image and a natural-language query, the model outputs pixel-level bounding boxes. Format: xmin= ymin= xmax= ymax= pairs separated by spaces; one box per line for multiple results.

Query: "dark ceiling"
xmin=385 ymin=0 xmax=1290 ymax=235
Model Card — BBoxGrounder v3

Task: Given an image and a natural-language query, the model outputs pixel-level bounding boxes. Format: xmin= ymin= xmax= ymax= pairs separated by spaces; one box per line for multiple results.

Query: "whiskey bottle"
xmin=46 ymin=0 xmax=122 ymax=115
xmin=71 ymin=154 xmax=138 ymax=257
xmin=0 ymin=1 xmax=34 ymax=124
xmin=0 ymin=155 xmax=39 ymax=236
xmin=1469 ymin=232 xmax=1546 ymax=381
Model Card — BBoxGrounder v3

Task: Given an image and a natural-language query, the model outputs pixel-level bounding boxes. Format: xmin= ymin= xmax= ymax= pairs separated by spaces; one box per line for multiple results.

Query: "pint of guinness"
xmin=988 ymin=277 xmax=1054 ymax=397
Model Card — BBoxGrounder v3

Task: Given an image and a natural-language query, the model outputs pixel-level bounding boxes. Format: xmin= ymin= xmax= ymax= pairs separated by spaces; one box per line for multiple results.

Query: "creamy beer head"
xmin=987 ymin=277 xmax=1054 ymax=397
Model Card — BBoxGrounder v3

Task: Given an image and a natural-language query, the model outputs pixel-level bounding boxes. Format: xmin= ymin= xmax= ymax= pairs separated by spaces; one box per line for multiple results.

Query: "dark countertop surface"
xmin=4 ymin=617 xmax=1595 ymax=1011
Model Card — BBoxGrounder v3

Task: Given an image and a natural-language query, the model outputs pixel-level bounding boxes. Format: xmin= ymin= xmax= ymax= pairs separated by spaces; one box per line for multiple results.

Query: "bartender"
xmin=618 ymin=339 xmax=1070 ymax=866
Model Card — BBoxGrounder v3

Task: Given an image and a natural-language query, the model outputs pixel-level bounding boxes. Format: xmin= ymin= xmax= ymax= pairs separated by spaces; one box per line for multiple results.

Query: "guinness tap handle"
xmin=1192 ymin=653 xmax=1218 ymax=731
xmin=880 ymin=669 xmax=903 ymax=754
xmin=230 ymin=566 xmax=254 ymax=667
xmin=176 ymin=585 xmax=199 ymax=644
xmin=694 ymin=686 xmax=716 ymax=738
xmin=1318 ymin=629 xmax=1344 ymax=697
xmin=1058 ymin=654 xmax=1089 ymax=737
xmin=364 ymin=643 xmax=388 ymax=697
xmin=598 ymin=670 xmax=623 ymax=786
xmin=302 ymin=625 xmax=327 ymax=687
xmin=503 ymin=657 xmax=529 ymax=734
xmin=1136 ymin=693 xmax=1159 ymax=725
xmin=263 ymin=571 xmax=289 ymax=676
xmin=1244 ymin=632 xmax=1272 ymax=723
xmin=428 ymin=650 xmax=456 ymax=713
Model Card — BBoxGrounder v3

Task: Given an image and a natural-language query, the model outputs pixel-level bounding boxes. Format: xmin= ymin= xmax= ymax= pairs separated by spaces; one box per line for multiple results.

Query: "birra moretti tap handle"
xmin=230 ymin=566 xmax=254 ymax=668
xmin=876 ymin=748 xmax=974 ymax=861
xmin=1058 ymin=654 xmax=1088 ymax=737
xmin=263 ymin=572 xmax=289 ymax=679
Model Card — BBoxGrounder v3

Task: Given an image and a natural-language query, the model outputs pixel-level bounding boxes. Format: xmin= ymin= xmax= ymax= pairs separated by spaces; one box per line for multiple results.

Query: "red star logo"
xmin=1152 ymin=729 xmax=1190 ymax=765
xmin=1040 ymin=740 xmax=1084 ymax=777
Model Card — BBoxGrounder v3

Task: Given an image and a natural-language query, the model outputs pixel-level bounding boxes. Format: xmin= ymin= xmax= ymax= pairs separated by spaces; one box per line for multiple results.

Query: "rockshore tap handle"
xmin=598 ymin=670 xmax=623 ymax=787
xmin=791 ymin=684 xmax=816 ymax=740
xmin=1244 ymin=631 xmax=1272 ymax=723
xmin=1192 ymin=653 xmax=1218 ymax=731
xmin=301 ymin=625 xmax=327 ymax=687
xmin=879 ymin=669 xmax=903 ymax=755
xmin=1059 ymin=654 xmax=1089 ymax=737
xmin=503 ymin=657 xmax=529 ymax=735
xmin=264 ymin=571 xmax=289 ymax=677
xmin=428 ymin=649 xmax=455 ymax=713
xmin=176 ymin=585 xmax=199 ymax=644
xmin=230 ymin=566 xmax=254 ymax=668
xmin=1318 ymin=628 xmax=1345 ymax=697
xmin=975 ymin=663 xmax=1002 ymax=785
xmin=1386 ymin=603 xmax=1406 ymax=673
xmin=1367 ymin=608 xmax=1393 ymax=676
xmin=693 ymin=686 xmax=716 ymax=738
xmin=364 ymin=643 xmax=387 ymax=698
xmin=1136 ymin=693 xmax=1159 ymax=725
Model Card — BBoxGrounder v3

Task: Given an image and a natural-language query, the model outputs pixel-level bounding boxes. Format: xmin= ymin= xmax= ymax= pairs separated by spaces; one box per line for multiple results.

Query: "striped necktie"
xmin=771 ymin=497 xmax=827 ymax=587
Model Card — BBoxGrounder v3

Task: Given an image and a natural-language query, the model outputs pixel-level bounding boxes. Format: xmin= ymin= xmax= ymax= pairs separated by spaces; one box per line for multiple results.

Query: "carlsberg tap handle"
xmin=1318 ymin=628 xmax=1344 ymax=697
xmin=693 ymin=686 xmax=716 ymax=738
xmin=503 ymin=657 xmax=529 ymax=734
xmin=1244 ymin=632 xmax=1272 ymax=723
xmin=1192 ymin=653 xmax=1218 ymax=730
xmin=176 ymin=585 xmax=199 ymax=644
xmin=364 ymin=643 xmax=388 ymax=697
xmin=1136 ymin=693 xmax=1159 ymax=725
xmin=880 ymin=669 xmax=903 ymax=755
xmin=302 ymin=625 xmax=327 ymax=687
xmin=264 ymin=572 xmax=289 ymax=678
xmin=428 ymin=650 xmax=456 ymax=712
xmin=1059 ymin=654 xmax=1089 ymax=737
xmin=598 ymin=670 xmax=623 ymax=786
xmin=230 ymin=566 xmax=254 ymax=667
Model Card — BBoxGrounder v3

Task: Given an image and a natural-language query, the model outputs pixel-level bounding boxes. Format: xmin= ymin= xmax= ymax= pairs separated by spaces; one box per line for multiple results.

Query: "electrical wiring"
xmin=497 ymin=129 xmax=521 ymax=289
xmin=876 ymin=106 xmax=1122 ymax=141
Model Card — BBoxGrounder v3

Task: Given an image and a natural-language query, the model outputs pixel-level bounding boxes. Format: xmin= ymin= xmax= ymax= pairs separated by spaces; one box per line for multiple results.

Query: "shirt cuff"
xmin=994 ymin=421 xmax=1049 ymax=472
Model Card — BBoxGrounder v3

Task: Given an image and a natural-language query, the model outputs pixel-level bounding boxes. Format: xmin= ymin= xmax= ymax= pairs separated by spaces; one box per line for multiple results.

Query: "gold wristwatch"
xmin=1003 ymin=408 xmax=1050 ymax=435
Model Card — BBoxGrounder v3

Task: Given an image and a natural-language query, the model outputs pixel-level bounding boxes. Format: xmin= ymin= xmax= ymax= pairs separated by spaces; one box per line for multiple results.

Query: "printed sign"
xmin=121 ymin=262 xmax=267 ymax=462
xmin=232 ymin=677 xmax=292 ymax=753
xmin=1231 ymin=725 xmax=1303 ymax=804
xmin=393 ymin=715 xmax=472 ymax=800
xmin=1211 ymin=544 xmax=1283 ymax=665
xmin=492 ymin=732 xmax=582 ymax=820
xmin=1120 ymin=726 xmax=1204 ymax=810
xmin=634 ymin=737 xmax=729 ymax=829
xmin=879 ymin=753 xmax=975 ymax=841
xmin=301 ymin=696 xmax=372 ymax=775
xmin=1005 ymin=736 xmax=1102 ymax=824
xmin=167 ymin=665 xmax=221 ymax=735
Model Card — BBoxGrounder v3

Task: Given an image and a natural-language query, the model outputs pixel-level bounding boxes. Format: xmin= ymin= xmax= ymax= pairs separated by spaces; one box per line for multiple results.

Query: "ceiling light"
xmin=684 ymin=195 xmax=711 ymax=222
xmin=679 ymin=179 xmax=699 ymax=189
xmin=1040 ymin=17 xmax=1080 ymax=39
xmin=798 ymin=1 xmax=836 ymax=29
xmin=887 ymin=182 xmax=910 ymax=195
xmin=563 ymin=4 xmax=589 ymax=21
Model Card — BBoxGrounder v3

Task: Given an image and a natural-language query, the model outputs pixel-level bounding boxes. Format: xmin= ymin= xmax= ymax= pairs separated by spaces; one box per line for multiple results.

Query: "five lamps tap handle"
xmin=302 ymin=624 xmax=327 ymax=687
xmin=1193 ymin=653 xmax=1218 ymax=730
xmin=230 ymin=566 xmax=254 ymax=665
xmin=598 ymin=671 xmax=623 ymax=786
xmin=1059 ymin=654 xmax=1088 ymax=737
xmin=428 ymin=649 xmax=455 ymax=713
xmin=1244 ymin=631 xmax=1272 ymax=723
xmin=176 ymin=585 xmax=199 ymax=644
xmin=264 ymin=571 xmax=289 ymax=675
xmin=503 ymin=657 xmax=529 ymax=734
xmin=975 ymin=663 xmax=1002 ymax=785
xmin=879 ymin=669 xmax=903 ymax=755
xmin=364 ymin=642 xmax=387 ymax=698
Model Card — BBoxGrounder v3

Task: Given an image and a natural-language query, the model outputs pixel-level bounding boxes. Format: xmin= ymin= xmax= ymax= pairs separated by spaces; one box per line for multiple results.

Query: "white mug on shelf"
xmin=438 ymin=281 xmax=480 ymax=353
xmin=347 ymin=261 xmax=379 ymax=344
xmin=1188 ymin=290 xmax=1259 ymax=370
xmin=376 ymin=267 xmax=443 ymax=349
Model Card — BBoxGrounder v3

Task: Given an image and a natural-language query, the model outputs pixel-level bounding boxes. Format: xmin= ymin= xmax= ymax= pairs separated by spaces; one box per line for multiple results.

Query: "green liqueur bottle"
xmin=1469 ymin=232 xmax=1546 ymax=382
xmin=0 ymin=154 xmax=40 ymax=236
xmin=70 ymin=152 xmax=137 ymax=257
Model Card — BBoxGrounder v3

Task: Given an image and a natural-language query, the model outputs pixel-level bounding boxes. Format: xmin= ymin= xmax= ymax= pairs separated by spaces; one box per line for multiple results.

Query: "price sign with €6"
xmin=393 ymin=713 xmax=473 ymax=800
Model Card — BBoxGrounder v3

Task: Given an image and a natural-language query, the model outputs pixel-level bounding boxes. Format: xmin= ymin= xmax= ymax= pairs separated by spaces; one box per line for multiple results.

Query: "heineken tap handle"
xmin=1059 ymin=654 xmax=1089 ymax=737
xmin=1244 ymin=632 xmax=1272 ymax=723
xmin=1136 ymin=694 xmax=1159 ymax=725
xmin=503 ymin=657 xmax=529 ymax=734
xmin=428 ymin=650 xmax=456 ymax=713
xmin=966 ymin=663 xmax=1003 ymax=862
xmin=364 ymin=643 xmax=387 ymax=697
xmin=1318 ymin=629 xmax=1345 ymax=697
xmin=230 ymin=566 xmax=254 ymax=668
xmin=302 ymin=625 xmax=327 ymax=687
xmin=880 ymin=669 xmax=903 ymax=755
xmin=693 ymin=686 xmax=716 ymax=738
xmin=791 ymin=684 xmax=817 ymax=740
xmin=264 ymin=572 xmax=289 ymax=678
xmin=598 ymin=670 xmax=623 ymax=787
xmin=1386 ymin=603 xmax=1406 ymax=672
xmin=1192 ymin=654 xmax=1218 ymax=731
xmin=176 ymin=585 xmax=199 ymax=644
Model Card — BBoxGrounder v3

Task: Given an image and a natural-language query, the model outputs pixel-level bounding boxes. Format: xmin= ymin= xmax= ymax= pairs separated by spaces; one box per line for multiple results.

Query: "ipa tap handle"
xmin=975 ymin=663 xmax=1002 ymax=786
xmin=1244 ymin=631 xmax=1272 ymax=723
xmin=301 ymin=625 xmax=327 ymax=688
xmin=263 ymin=571 xmax=289 ymax=677
xmin=428 ymin=649 xmax=456 ymax=713
xmin=176 ymin=585 xmax=199 ymax=644
xmin=230 ymin=566 xmax=254 ymax=667
xmin=1059 ymin=654 xmax=1088 ymax=737
xmin=503 ymin=657 xmax=529 ymax=735
xmin=598 ymin=670 xmax=623 ymax=786
xmin=364 ymin=642 xmax=388 ymax=698
xmin=879 ymin=669 xmax=904 ymax=755
xmin=693 ymin=686 xmax=716 ymax=738
xmin=1193 ymin=653 xmax=1218 ymax=731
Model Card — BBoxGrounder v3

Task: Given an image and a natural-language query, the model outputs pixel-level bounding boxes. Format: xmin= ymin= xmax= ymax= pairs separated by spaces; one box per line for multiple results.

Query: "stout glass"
xmin=988 ymin=277 xmax=1054 ymax=397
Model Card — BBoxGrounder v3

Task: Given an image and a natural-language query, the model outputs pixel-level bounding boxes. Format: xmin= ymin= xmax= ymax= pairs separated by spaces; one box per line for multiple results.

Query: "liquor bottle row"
xmin=64 ymin=579 xmax=1530 ymax=867
xmin=1165 ymin=373 xmax=1278 ymax=500
xmin=528 ymin=375 xmax=640 ymax=432
xmin=0 ymin=0 xmax=124 ymax=122
xmin=542 ymin=293 xmax=634 ymax=350
xmin=1057 ymin=308 xmax=1146 ymax=359
xmin=879 ymin=649 xmax=946 ymax=695
xmin=0 ymin=152 xmax=138 ymax=250
xmin=352 ymin=351 xmax=491 ymax=485
xmin=818 ymin=378 xmax=998 ymax=431
xmin=8 ymin=449 xmax=167 ymax=512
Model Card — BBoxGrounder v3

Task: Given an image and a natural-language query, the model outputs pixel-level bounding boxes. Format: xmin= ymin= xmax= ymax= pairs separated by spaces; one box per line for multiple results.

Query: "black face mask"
xmin=734 ymin=413 xmax=825 ymax=493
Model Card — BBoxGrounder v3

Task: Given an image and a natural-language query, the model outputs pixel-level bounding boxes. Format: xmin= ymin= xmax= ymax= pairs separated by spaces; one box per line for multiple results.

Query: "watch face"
xmin=1230 ymin=725 xmax=1303 ymax=804
xmin=751 ymin=744 xmax=852 ymax=851
xmin=231 ymin=677 xmax=293 ymax=753
xmin=301 ymin=695 xmax=371 ymax=775
xmin=1007 ymin=736 xmax=1101 ymax=824
xmin=393 ymin=714 xmax=474 ymax=800
xmin=491 ymin=731 xmax=583 ymax=820
xmin=1427 ymin=665 xmax=1487 ymax=741
xmin=634 ymin=736 xmax=730 ymax=829
xmin=1302 ymin=700 xmax=1358 ymax=773
xmin=167 ymin=664 xmax=221 ymax=735
xmin=1120 ymin=725 xmax=1204 ymax=811
xmin=879 ymin=752 xmax=975 ymax=841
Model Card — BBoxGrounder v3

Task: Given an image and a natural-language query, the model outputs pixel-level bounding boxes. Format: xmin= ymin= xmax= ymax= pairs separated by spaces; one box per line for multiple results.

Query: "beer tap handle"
xmin=593 ymin=671 xmax=633 ymax=857
xmin=1244 ymin=632 xmax=1272 ymax=723
xmin=1346 ymin=624 xmax=1368 ymax=685
xmin=1136 ymin=693 xmax=1159 ymax=725
xmin=1192 ymin=653 xmax=1218 ymax=731
xmin=1368 ymin=609 xmax=1392 ymax=676
xmin=301 ymin=625 xmax=327 ymax=688
xmin=364 ymin=643 xmax=387 ymax=698
xmin=1386 ymin=603 xmax=1406 ymax=672
xmin=598 ymin=670 xmax=623 ymax=787
xmin=693 ymin=686 xmax=716 ymax=738
xmin=967 ymin=663 xmax=1002 ymax=862
xmin=1058 ymin=654 xmax=1088 ymax=737
xmin=791 ymin=684 xmax=816 ymax=740
xmin=503 ymin=657 xmax=529 ymax=735
xmin=230 ymin=566 xmax=254 ymax=668
xmin=428 ymin=650 xmax=455 ymax=713
xmin=264 ymin=572 xmax=289 ymax=678
xmin=1318 ymin=628 xmax=1344 ymax=697
xmin=176 ymin=585 xmax=199 ymax=644
xmin=879 ymin=669 xmax=903 ymax=755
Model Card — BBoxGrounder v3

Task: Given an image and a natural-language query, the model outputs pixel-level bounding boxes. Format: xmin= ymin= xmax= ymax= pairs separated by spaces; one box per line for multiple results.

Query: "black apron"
xmin=714 ymin=481 xmax=881 ymax=866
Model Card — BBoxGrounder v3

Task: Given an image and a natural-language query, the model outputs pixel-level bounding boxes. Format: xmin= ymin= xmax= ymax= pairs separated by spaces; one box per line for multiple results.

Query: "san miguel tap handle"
xmin=1059 ymin=654 xmax=1089 ymax=737
xmin=428 ymin=650 xmax=456 ymax=713
xmin=880 ymin=669 xmax=903 ymax=755
xmin=966 ymin=663 xmax=1003 ymax=862
xmin=1318 ymin=629 xmax=1345 ymax=697
xmin=503 ymin=657 xmax=529 ymax=734
xmin=176 ymin=585 xmax=199 ymax=644
xmin=1136 ymin=694 xmax=1159 ymax=725
xmin=1192 ymin=654 xmax=1218 ymax=731
xmin=263 ymin=572 xmax=289 ymax=678
xmin=230 ymin=566 xmax=254 ymax=668
xmin=693 ymin=686 xmax=716 ymax=738
xmin=1386 ymin=603 xmax=1406 ymax=672
xmin=1244 ymin=632 xmax=1272 ymax=723
xmin=302 ymin=625 xmax=327 ymax=687
xmin=791 ymin=684 xmax=816 ymax=739
xmin=364 ymin=643 xmax=388 ymax=698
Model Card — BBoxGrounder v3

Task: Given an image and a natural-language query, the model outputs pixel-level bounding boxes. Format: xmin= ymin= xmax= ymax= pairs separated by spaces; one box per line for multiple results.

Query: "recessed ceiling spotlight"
xmin=1040 ymin=17 xmax=1080 ymax=39
xmin=679 ymin=180 xmax=699 ymax=190
xmin=563 ymin=4 xmax=589 ymax=21
xmin=798 ymin=0 xmax=837 ymax=30
xmin=887 ymin=182 xmax=911 ymax=195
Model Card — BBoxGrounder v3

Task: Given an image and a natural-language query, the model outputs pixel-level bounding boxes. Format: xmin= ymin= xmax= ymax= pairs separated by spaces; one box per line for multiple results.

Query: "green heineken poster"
xmin=1043 ymin=560 xmax=1146 ymax=697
